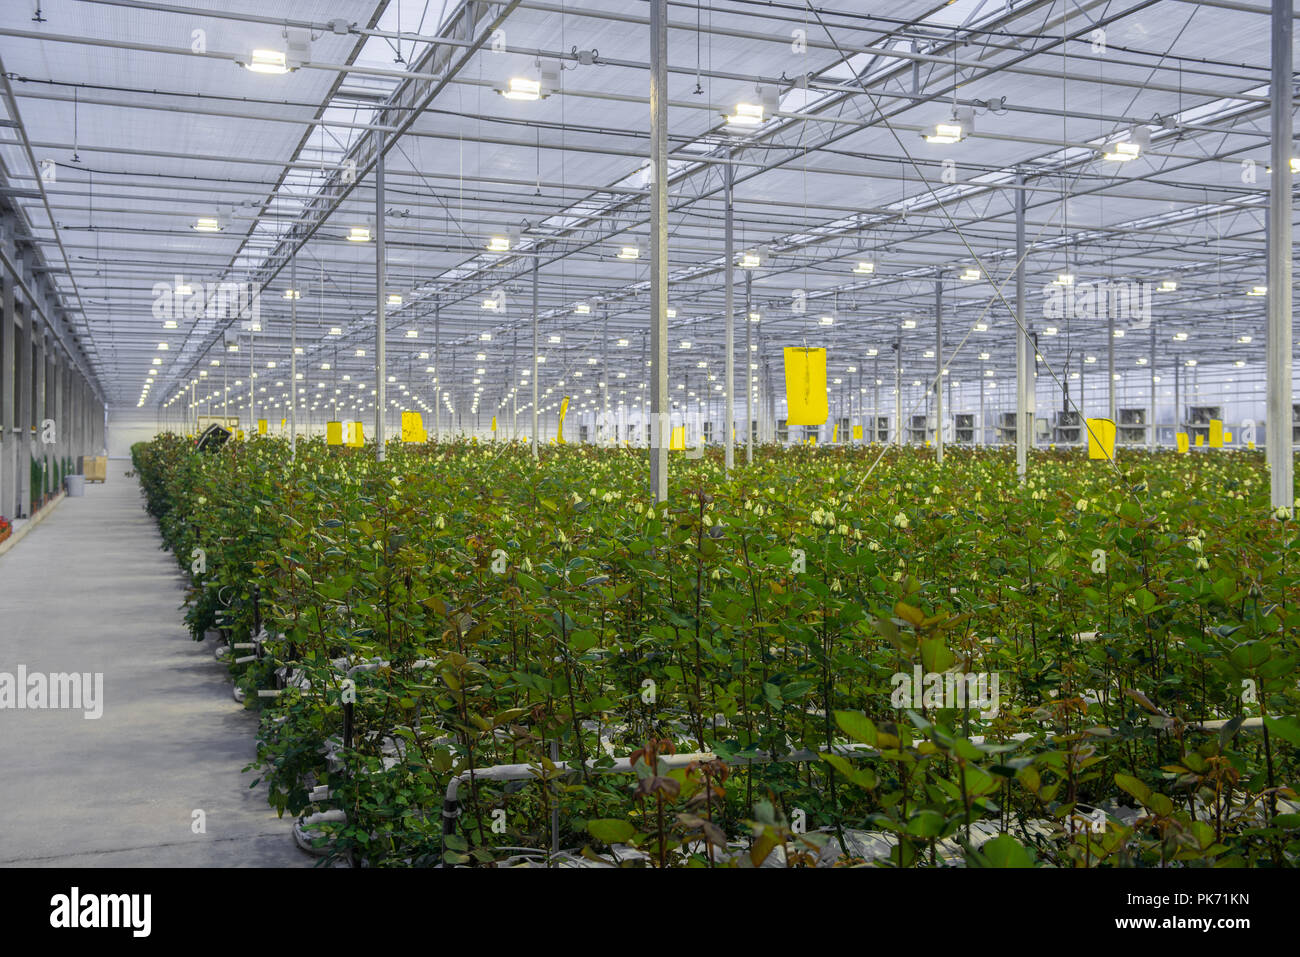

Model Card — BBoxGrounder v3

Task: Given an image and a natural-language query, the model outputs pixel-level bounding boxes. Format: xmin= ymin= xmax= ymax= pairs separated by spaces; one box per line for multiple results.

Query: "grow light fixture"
xmin=574 ymin=301 xmax=591 ymax=314
xmin=328 ymin=326 xmax=342 ymax=336
xmin=1053 ymin=273 xmax=1074 ymax=286
xmin=740 ymin=250 xmax=762 ymax=269
xmin=1185 ymin=358 xmax=1198 ymax=366
xmin=347 ymin=225 xmax=371 ymax=242
xmin=1247 ymin=285 xmax=1267 ymax=297
xmin=499 ymin=74 xmax=542 ymax=101
xmin=192 ymin=217 xmax=222 ymax=232
xmin=1043 ymin=326 xmax=1058 ymax=335
xmin=960 ymin=267 xmax=981 ymax=281
xmin=482 ymin=296 xmax=501 ymax=310
xmin=818 ymin=315 xmax=834 ymax=326
xmin=1113 ymin=328 xmax=1125 ymax=338
xmin=486 ymin=235 xmax=511 ymax=252
xmin=680 ymin=340 xmax=692 ymax=349
xmin=548 ymin=334 xmax=562 ymax=344
xmin=480 ymin=332 xmax=492 ymax=341
xmin=157 ymin=342 xmax=169 ymax=351
xmin=1102 ymin=126 xmax=1149 ymax=162
xmin=388 ymin=293 xmax=403 ymax=305
xmin=241 ymin=48 xmax=290 ymax=75
xmin=973 ymin=322 xmax=989 ymax=331
xmin=666 ymin=307 xmax=677 ymax=318
xmin=724 ymin=101 xmax=764 ymax=126
xmin=748 ymin=311 xmax=761 ymax=322
xmin=616 ymin=245 xmax=640 ymax=260
xmin=617 ymin=338 xmax=629 ymax=347
xmin=404 ymin=329 xmax=418 ymax=338
xmin=853 ymin=260 xmax=875 ymax=275
xmin=1238 ymin=334 xmax=1252 ymax=343
xmin=1173 ymin=331 xmax=1189 ymax=341
xmin=162 ymin=320 xmax=177 ymax=330
xmin=283 ymin=288 xmax=300 ymax=300
xmin=1159 ymin=279 xmax=1178 ymax=292
xmin=901 ymin=319 xmax=917 ymax=329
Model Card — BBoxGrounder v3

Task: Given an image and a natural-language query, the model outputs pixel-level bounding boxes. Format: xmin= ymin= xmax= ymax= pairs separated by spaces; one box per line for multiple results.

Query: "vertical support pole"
xmin=375 ymin=132 xmax=387 ymax=462
xmin=1015 ymin=172 xmax=1030 ymax=483
xmin=934 ymin=279 xmax=943 ymax=465
xmin=290 ymin=252 xmax=297 ymax=457
xmin=745 ymin=270 xmax=753 ymax=464
xmin=17 ymin=289 xmax=30 ymax=517
xmin=1268 ymin=0 xmax=1294 ymax=510
xmin=893 ymin=339 xmax=901 ymax=446
xmin=648 ymin=0 xmax=669 ymax=501
xmin=1 ymin=227 xmax=14 ymax=520
xmin=531 ymin=261 xmax=539 ymax=460
xmin=1174 ymin=353 xmax=1181 ymax=445
xmin=1107 ymin=311 xmax=1116 ymax=424
xmin=724 ymin=161 xmax=735 ymax=472
xmin=434 ymin=304 xmax=441 ymax=442
xmin=1149 ymin=322 xmax=1156 ymax=449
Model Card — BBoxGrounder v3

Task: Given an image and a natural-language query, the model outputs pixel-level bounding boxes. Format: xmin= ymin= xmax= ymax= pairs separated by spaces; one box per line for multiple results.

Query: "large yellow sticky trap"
xmin=1208 ymin=419 xmax=1224 ymax=448
xmin=490 ymin=415 xmax=497 ymax=433
xmin=1086 ymin=417 xmax=1116 ymax=461
xmin=1195 ymin=434 xmax=1205 ymax=447
xmin=1176 ymin=432 xmax=1189 ymax=453
xmin=347 ymin=421 xmax=365 ymax=447
xmin=1225 ymin=431 xmax=1234 ymax=443
xmin=852 ymin=425 xmax=863 ymax=440
xmin=783 ymin=347 xmax=828 ymax=426
xmin=670 ymin=425 xmax=686 ymax=451
xmin=557 ymin=396 xmax=570 ymax=443
xmin=831 ymin=423 xmax=839 ymax=443
xmin=401 ymin=410 xmax=426 ymax=443
xmin=326 ymin=421 xmax=343 ymax=446
xmin=257 ymin=418 xmax=267 ymax=435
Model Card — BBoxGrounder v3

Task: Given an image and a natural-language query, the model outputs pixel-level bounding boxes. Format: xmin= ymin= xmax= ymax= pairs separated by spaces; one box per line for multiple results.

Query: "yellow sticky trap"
xmin=1208 ymin=419 xmax=1223 ymax=448
xmin=401 ymin=410 xmax=425 ymax=443
xmin=257 ymin=418 xmax=267 ymax=435
xmin=670 ymin=426 xmax=686 ymax=451
xmin=832 ymin=423 xmax=839 ymax=443
xmin=326 ymin=421 xmax=343 ymax=446
xmin=1248 ymin=441 xmax=1256 ymax=450
xmin=491 ymin=416 xmax=497 ymax=432
xmin=347 ymin=422 xmax=365 ymax=447
xmin=280 ymin=418 xmax=287 ymax=429
xmin=852 ymin=425 xmax=863 ymax=440
xmin=1195 ymin=434 xmax=1205 ymax=447
xmin=1086 ymin=417 xmax=1116 ymax=460
xmin=1176 ymin=432 xmax=1189 ymax=453
xmin=236 ymin=430 xmax=245 ymax=441
xmin=557 ymin=396 xmax=570 ymax=443
xmin=1224 ymin=431 xmax=1233 ymax=443
xmin=783 ymin=347 xmax=829 ymax=426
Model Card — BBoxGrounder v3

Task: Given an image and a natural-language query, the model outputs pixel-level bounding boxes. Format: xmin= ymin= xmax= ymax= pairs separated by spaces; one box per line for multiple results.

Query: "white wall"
xmin=106 ymin=408 xmax=164 ymax=460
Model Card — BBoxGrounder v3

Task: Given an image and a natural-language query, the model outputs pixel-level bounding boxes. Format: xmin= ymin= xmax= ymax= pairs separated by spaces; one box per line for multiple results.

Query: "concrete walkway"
xmin=0 ymin=471 xmax=308 ymax=866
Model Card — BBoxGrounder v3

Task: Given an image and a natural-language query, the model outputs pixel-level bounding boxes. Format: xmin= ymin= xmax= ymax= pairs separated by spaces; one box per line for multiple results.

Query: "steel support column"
xmin=648 ymin=0 xmax=669 ymax=501
xmin=1267 ymin=0 xmax=1294 ymax=511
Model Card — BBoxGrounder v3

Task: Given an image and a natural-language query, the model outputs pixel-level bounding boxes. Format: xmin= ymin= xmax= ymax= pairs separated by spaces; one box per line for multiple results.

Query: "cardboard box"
xmin=80 ymin=456 xmax=107 ymax=483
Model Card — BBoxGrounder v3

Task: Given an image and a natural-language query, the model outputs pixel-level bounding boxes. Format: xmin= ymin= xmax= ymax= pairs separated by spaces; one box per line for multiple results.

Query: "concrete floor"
xmin=0 ymin=469 xmax=309 ymax=866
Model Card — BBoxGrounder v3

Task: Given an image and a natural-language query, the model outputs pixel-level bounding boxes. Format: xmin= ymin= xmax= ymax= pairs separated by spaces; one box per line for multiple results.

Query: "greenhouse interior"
xmin=0 ymin=0 xmax=1297 ymax=896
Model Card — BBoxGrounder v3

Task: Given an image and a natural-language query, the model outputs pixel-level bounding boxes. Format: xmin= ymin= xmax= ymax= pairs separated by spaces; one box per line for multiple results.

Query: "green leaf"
xmin=979 ymin=833 xmax=1034 ymax=868
xmin=833 ymin=710 xmax=879 ymax=746
xmin=586 ymin=819 xmax=636 ymax=844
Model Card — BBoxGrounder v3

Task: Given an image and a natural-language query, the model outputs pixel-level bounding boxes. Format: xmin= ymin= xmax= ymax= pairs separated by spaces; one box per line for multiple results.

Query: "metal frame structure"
xmin=0 ymin=0 xmax=1293 ymax=498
